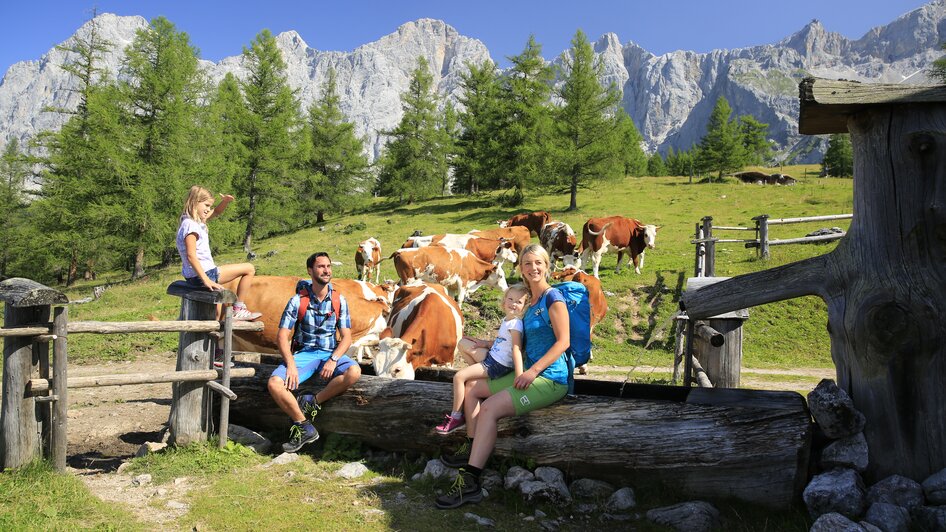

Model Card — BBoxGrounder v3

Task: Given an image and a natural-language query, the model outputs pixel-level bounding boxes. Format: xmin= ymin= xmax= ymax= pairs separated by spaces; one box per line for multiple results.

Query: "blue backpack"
xmin=540 ymin=281 xmax=593 ymax=394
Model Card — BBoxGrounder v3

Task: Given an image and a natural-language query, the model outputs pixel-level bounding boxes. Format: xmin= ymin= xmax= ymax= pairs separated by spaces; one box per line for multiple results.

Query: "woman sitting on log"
xmin=435 ymin=244 xmax=570 ymax=509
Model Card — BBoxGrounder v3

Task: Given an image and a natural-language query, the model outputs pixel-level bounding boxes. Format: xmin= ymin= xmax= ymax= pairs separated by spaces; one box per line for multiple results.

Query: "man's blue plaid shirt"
xmin=278 ymin=281 xmax=351 ymax=352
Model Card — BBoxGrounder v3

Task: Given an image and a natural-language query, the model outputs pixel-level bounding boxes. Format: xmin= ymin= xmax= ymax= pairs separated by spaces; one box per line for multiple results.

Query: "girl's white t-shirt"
xmin=488 ymin=317 xmax=523 ymax=367
xmin=176 ymin=215 xmax=216 ymax=278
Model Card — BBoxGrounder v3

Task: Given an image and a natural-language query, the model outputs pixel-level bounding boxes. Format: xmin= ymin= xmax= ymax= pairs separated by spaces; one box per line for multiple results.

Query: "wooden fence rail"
xmin=0 ymin=277 xmax=263 ymax=472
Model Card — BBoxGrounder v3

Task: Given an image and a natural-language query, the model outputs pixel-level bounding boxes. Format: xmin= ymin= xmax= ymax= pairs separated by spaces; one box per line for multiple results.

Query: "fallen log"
xmin=228 ymin=362 xmax=811 ymax=508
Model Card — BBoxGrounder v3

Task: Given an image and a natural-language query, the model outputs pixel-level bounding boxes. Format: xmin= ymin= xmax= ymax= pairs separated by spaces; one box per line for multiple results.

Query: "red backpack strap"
xmin=296 ymin=286 xmax=310 ymax=323
xmin=331 ymin=289 xmax=341 ymax=319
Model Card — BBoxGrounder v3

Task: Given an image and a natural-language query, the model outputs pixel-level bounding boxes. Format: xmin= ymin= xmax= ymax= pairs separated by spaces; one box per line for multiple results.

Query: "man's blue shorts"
xmin=270 ymin=347 xmax=356 ymax=385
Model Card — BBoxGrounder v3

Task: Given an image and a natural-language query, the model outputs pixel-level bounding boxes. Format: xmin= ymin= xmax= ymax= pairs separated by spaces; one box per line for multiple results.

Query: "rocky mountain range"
xmin=1 ymin=1 xmax=944 ymax=165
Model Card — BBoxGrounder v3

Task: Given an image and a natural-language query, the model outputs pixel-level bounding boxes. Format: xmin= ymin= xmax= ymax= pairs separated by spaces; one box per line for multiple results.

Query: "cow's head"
xmin=561 ymin=253 xmax=582 ymax=271
xmin=497 ymin=220 xmax=509 ymax=228
xmin=357 ymin=238 xmax=379 ymax=262
xmin=485 ymin=263 xmax=508 ymax=292
xmin=643 ymin=225 xmax=658 ymax=249
xmin=374 ymin=338 xmax=416 ymax=380
xmin=493 ymin=240 xmax=518 ymax=267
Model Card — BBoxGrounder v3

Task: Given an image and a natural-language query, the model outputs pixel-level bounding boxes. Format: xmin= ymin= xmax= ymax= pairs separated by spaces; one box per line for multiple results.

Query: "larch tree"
xmin=739 ymin=115 xmax=772 ymax=166
xmin=237 ymin=29 xmax=304 ymax=252
xmin=615 ymin=108 xmax=647 ymax=177
xmin=696 ymin=96 xmax=747 ymax=180
xmin=822 ymin=133 xmax=853 ymax=177
xmin=453 ymin=60 xmax=504 ymax=194
xmin=553 ymin=29 xmax=623 ymax=210
xmin=0 ymin=140 xmax=31 ymax=278
xmin=302 ymin=67 xmax=371 ymax=224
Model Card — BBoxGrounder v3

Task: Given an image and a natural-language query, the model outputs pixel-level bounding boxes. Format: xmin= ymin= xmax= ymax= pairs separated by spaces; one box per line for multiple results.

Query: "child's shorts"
xmin=481 ymin=354 xmax=513 ymax=380
xmin=184 ymin=267 xmax=219 ymax=288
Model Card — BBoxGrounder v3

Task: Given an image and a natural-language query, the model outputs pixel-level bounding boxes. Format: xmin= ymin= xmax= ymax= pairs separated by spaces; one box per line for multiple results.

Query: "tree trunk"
xmin=682 ymin=104 xmax=946 ymax=483
xmin=67 ymin=251 xmax=78 ymax=287
xmin=132 ymin=246 xmax=145 ymax=280
xmin=243 ymin=169 xmax=257 ymax=253
xmin=227 ymin=366 xmax=811 ymax=508
xmin=568 ymin=172 xmax=578 ymax=211
xmin=316 ymin=211 xmax=325 ymax=224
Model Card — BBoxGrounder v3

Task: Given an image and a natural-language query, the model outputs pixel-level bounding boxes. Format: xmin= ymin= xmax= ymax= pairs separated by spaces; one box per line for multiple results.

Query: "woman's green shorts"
xmin=488 ymin=373 xmax=568 ymax=416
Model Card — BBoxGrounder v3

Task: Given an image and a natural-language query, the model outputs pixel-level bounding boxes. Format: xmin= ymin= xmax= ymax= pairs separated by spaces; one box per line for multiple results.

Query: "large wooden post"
xmin=0 ymin=278 xmax=67 ymax=470
xmin=682 ymin=78 xmax=946 ymax=483
xmin=684 ymin=277 xmax=748 ymax=388
xmin=166 ymin=282 xmax=236 ymax=446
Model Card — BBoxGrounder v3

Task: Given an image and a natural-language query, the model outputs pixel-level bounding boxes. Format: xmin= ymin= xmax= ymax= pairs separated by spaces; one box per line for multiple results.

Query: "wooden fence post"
xmin=693 ymin=223 xmax=704 ymax=278
xmin=684 ymin=277 xmax=749 ymax=388
xmin=166 ymin=282 xmax=236 ymax=446
xmin=0 ymin=278 xmax=67 ymax=470
xmin=753 ymin=214 xmax=770 ymax=259
xmin=51 ymin=306 xmax=68 ymax=471
xmin=702 ymin=216 xmax=715 ymax=276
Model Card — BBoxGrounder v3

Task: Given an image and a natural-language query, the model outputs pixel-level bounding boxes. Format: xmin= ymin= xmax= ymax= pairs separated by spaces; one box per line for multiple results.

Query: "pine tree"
xmin=302 ymin=68 xmax=371 ymax=224
xmin=497 ymin=36 xmax=554 ymax=205
xmin=237 ymin=30 xmax=304 ymax=252
xmin=647 ymin=152 xmax=667 ymax=176
xmin=119 ymin=17 xmax=206 ymax=278
xmin=376 ymin=57 xmax=445 ymax=203
xmin=453 ymin=60 xmax=504 ymax=194
xmin=822 ymin=134 xmax=854 ymax=177
xmin=696 ymin=96 xmax=747 ymax=180
xmin=739 ymin=115 xmax=772 ymax=165
xmin=615 ymin=109 xmax=647 ymax=177
xmin=554 ymin=30 xmax=623 ymax=211
xmin=0 ymin=140 xmax=31 ymax=278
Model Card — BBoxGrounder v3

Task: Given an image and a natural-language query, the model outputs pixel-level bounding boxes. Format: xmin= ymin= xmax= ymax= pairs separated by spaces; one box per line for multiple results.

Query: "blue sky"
xmin=0 ymin=0 xmax=932 ymax=74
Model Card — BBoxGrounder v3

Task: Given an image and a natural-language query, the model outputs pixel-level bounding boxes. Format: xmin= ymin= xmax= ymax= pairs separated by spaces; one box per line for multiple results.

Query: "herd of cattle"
xmin=224 ymin=212 xmax=658 ymax=380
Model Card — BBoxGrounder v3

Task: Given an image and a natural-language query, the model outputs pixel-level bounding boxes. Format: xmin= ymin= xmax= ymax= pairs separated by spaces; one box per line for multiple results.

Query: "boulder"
xmin=569 ymin=478 xmax=615 ymax=500
xmin=863 ymin=502 xmax=910 ymax=532
xmin=803 ymin=468 xmax=866 ymax=519
xmin=265 ymin=452 xmax=299 ymax=467
xmin=921 ymin=468 xmax=946 ymax=505
xmin=866 ymin=475 xmax=924 ymax=509
xmin=807 ymin=379 xmax=866 ymax=439
xmin=820 ymin=433 xmax=869 ymax=472
xmin=227 ymin=424 xmax=272 ymax=454
xmin=809 ymin=512 xmax=864 ymax=532
xmin=519 ymin=479 xmax=572 ymax=505
xmin=481 ymin=469 xmax=503 ymax=493
xmin=336 ymin=462 xmax=369 ymax=479
xmin=646 ymin=501 xmax=720 ymax=532
xmin=420 ymin=459 xmax=456 ymax=481
xmin=607 ymin=487 xmax=637 ymax=511
xmin=504 ymin=466 xmax=534 ymax=490
xmin=134 ymin=441 xmax=167 ymax=458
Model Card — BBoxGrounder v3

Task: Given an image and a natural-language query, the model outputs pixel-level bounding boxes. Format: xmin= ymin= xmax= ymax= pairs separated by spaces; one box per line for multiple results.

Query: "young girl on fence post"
xmin=434 ymin=284 xmax=530 ymax=434
xmin=176 ymin=185 xmax=261 ymax=321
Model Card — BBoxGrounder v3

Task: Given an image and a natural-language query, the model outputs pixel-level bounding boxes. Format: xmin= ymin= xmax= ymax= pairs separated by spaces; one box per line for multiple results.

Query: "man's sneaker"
xmin=282 ymin=422 xmax=319 ymax=453
xmin=298 ymin=394 xmax=322 ymax=420
xmin=435 ymin=468 xmax=483 ymax=509
xmin=435 ymin=413 xmax=466 ymax=435
xmin=440 ymin=441 xmax=471 ymax=468
xmin=232 ymin=307 xmax=262 ymax=321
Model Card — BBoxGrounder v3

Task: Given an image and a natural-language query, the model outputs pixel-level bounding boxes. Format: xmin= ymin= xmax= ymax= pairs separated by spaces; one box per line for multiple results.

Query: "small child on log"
xmin=175 ymin=185 xmax=261 ymax=321
xmin=435 ymin=284 xmax=530 ymax=434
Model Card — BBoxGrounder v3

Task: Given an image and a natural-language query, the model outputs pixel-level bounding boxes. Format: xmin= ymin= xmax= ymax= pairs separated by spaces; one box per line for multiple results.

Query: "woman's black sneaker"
xmin=435 ymin=468 xmax=483 ymax=509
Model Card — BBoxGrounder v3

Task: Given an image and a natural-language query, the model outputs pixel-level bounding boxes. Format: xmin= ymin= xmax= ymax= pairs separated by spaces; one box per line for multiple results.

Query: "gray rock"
xmin=519 ymin=480 xmax=571 ymax=505
xmin=504 ymin=466 xmax=534 ymax=490
xmin=538 ymin=519 xmax=559 ymax=532
xmin=606 ymin=487 xmax=637 ymax=511
xmin=134 ymin=441 xmax=167 ymax=458
xmin=131 ymin=473 xmax=152 ymax=487
xmin=336 ymin=462 xmax=369 ymax=479
xmin=227 ymin=424 xmax=272 ymax=454
xmin=807 ymin=380 xmax=867 ymax=439
xmin=420 ymin=459 xmax=457 ymax=481
xmin=166 ymin=500 xmax=188 ymax=510
xmin=481 ymin=469 xmax=503 ymax=493
xmin=810 ymin=512 xmax=865 ymax=531
xmin=858 ymin=521 xmax=883 ymax=532
xmin=922 ymin=468 xmax=946 ymax=505
xmin=569 ymin=478 xmax=615 ymax=500
xmin=867 ymin=475 xmax=924 ymax=509
xmin=574 ymin=502 xmax=598 ymax=514
xmin=266 ymin=452 xmax=299 ymax=467
xmin=646 ymin=501 xmax=720 ymax=532
xmin=464 ymin=512 xmax=496 ymax=527
xmin=910 ymin=505 xmax=946 ymax=531
xmin=821 ymin=433 xmax=869 ymax=472
xmin=533 ymin=467 xmax=571 ymax=503
xmin=803 ymin=468 xmax=866 ymax=519
xmin=534 ymin=509 xmax=547 ymax=518
xmin=864 ymin=502 xmax=910 ymax=532
xmin=152 ymin=488 xmax=168 ymax=497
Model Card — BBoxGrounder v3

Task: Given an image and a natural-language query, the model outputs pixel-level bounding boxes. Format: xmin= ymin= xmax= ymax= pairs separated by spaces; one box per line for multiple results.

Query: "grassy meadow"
xmin=58 ymin=168 xmax=852 ymax=379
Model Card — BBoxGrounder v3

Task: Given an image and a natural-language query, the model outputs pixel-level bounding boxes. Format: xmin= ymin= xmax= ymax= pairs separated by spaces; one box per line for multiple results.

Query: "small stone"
xmin=646 ymin=501 xmax=720 ymax=532
xmin=363 ymin=509 xmax=384 ymax=517
xmin=574 ymin=502 xmax=597 ymax=514
xmin=135 ymin=441 xmax=167 ymax=458
xmin=115 ymin=462 xmax=132 ymax=474
xmin=394 ymin=492 xmax=408 ymax=503
xmin=809 ymin=512 xmax=863 ymax=531
xmin=607 ymin=487 xmax=637 ymax=511
xmin=807 ymin=379 xmax=867 ymax=439
xmin=522 ymin=516 xmax=535 ymax=522
xmin=803 ymin=468 xmax=866 ymax=519
xmin=534 ymin=509 xmax=547 ymax=518
xmin=569 ymin=478 xmax=615 ymax=500
xmin=336 ymin=462 xmax=369 ymax=479
xmin=411 ymin=473 xmax=422 ymax=481
xmin=464 ymin=512 xmax=496 ymax=527
xmin=284 ymin=471 xmax=296 ymax=479
xmin=864 ymin=502 xmax=910 ymax=532
xmin=866 ymin=475 xmax=924 ymax=509
xmin=173 ymin=477 xmax=187 ymax=485
xmin=504 ymin=466 xmax=535 ymax=490
xmin=820 ymin=433 xmax=869 ymax=472
xmin=420 ymin=459 xmax=456 ymax=481
xmin=166 ymin=500 xmax=188 ymax=510
xmin=921 ymin=467 xmax=946 ymax=505
xmin=520 ymin=480 xmax=571 ymax=505
xmin=131 ymin=474 xmax=152 ymax=487
xmin=481 ymin=469 xmax=503 ymax=493
xmin=601 ymin=513 xmax=634 ymax=521
xmin=152 ymin=488 xmax=168 ymax=497
xmin=538 ymin=519 xmax=559 ymax=532
xmin=266 ymin=452 xmax=299 ymax=467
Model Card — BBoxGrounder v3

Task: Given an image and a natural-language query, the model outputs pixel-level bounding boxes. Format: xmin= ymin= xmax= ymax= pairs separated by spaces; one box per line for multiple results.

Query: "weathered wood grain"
xmin=26 ymin=368 xmax=256 ymax=393
xmin=166 ymin=282 xmax=237 ymax=304
xmin=0 ymin=278 xmax=67 ymax=307
xmin=1 ymin=305 xmax=47 ymax=469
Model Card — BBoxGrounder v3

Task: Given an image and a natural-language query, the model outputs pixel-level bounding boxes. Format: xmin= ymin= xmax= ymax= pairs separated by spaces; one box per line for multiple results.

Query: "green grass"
xmin=128 ymin=439 xmax=268 ymax=484
xmin=0 ymin=461 xmax=145 ymax=530
xmin=50 ymin=172 xmax=852 ymax=374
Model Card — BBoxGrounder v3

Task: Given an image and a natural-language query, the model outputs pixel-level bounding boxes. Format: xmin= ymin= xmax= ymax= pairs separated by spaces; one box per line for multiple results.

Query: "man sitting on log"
xmin=267 ymin=252 xmax=361 ymax=453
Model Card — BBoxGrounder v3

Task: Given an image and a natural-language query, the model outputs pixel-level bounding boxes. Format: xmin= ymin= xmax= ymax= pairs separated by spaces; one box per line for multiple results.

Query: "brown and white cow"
xmin=430 ymin=234 xmax=518 ymax=272
xmin=498 ymin=211 xmax=551 ymax=236
xmin=468 ymin=226 xmax=531 ymax=254
xmin=221 ymin=276 xmax=392 ymax=361
xmin=400 ymin=235 xmax=433 ymax=248
xmin=374 ymin=282 xmax=463 ymax=379
xmin=539 ymin=221 xmax=578 ymax=267
xmin=579 ymin=216 xmax=658 ymax=278
xmin=355 ymin=237 xmax=382 ymax=284
xmin=389 ymin=246 xmax=508 ymax=306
